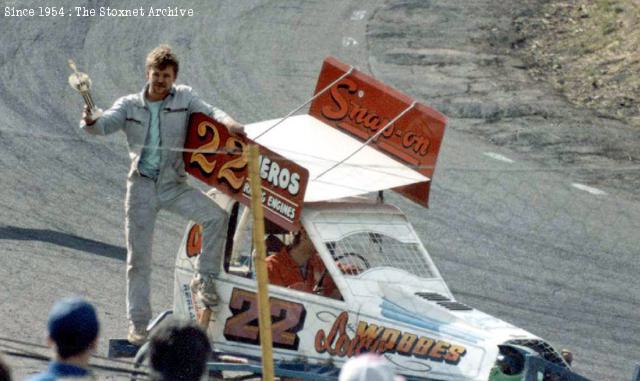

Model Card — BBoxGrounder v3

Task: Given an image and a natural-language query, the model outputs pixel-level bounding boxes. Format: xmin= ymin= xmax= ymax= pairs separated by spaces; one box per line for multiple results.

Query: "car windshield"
xmin=314 ymin=216 xmax=436 ymax=279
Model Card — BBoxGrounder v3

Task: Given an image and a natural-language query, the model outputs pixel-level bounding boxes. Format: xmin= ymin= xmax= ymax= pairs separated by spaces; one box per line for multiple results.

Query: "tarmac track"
xmin=0 ymin=1 xmax=637 ymax=380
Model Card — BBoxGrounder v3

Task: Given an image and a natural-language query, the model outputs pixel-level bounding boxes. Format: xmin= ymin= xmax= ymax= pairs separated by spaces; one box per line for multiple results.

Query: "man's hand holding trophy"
xmin=68 ymin=59 xmax=102 ymax=125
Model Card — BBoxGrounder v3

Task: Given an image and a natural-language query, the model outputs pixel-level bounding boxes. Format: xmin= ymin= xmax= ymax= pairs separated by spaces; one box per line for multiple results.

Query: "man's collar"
xmin=48 ymin=360 xmax=90 ymax=376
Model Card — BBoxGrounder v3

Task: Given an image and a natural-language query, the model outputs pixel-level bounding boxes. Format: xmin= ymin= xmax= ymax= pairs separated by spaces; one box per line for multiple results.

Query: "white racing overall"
xmin=81 ymin=84 xmax=230 ymax=327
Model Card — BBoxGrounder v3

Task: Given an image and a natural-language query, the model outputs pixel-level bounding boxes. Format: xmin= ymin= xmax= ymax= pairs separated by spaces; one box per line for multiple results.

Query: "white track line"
xmin=483 ymin=152 xmax=515 ymax=163
xmin=351 ymin=10 xmax=367 ymax=20
xmin=342 ymin=37 xmax=358 ymax=47
xmin=572 ymin=183 xmax=607 ymax=196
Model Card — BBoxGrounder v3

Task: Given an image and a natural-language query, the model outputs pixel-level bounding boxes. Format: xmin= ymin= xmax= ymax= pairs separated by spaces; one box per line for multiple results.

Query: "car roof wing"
xmin=185 ymin=57 xmax=447 ymax=230
xmin=251 ymin=56 xmax=447 ymax=208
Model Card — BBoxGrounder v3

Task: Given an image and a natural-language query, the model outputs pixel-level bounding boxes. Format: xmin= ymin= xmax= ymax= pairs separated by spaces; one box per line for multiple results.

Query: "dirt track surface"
xmin=0 ymin=1 xmax=638 ymax=380
xmin=371 ymin=0 xmax=640 ymax=199
xmin=511 ymin=0 xmax=640 ymax=129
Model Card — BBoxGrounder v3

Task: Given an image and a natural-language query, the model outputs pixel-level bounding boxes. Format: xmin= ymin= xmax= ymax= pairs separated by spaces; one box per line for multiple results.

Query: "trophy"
xmin=68 ymin=59 xmax=103 ymax=118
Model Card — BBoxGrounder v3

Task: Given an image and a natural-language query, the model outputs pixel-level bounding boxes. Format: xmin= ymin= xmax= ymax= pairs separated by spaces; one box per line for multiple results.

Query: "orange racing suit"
xmin=266 ymin=247 xmax=337 ymax=297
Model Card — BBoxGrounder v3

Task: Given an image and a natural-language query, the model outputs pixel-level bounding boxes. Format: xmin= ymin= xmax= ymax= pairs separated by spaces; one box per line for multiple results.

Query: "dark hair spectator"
xmin=47 ymin=298 xmax=99 ymax=359
xmin=0 ymin=354 xmax=11 ymax=381
xmin=149 ymin=318 xmax=211 ymax=381
xmin=26 ymin=297 xmax=99 ymax=381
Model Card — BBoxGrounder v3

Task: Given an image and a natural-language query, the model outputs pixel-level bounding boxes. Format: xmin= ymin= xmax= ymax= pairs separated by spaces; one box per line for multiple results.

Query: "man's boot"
xmin=190 ymin=273 xmax=220 ymax=308
xmin=127 ymin=324 xmax=148 ymax=346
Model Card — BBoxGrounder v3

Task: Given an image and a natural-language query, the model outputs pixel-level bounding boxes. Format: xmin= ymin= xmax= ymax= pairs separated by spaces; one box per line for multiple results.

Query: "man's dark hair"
xmin=149 ymin=319 xmax=211 ymax=381
xmin=145 ymin=44 xmax=179 ymax=76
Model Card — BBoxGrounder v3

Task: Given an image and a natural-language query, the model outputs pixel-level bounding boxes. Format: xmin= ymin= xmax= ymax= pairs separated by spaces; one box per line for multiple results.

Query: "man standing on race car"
xmin=80 ymin=44 xmax=244 ymax=345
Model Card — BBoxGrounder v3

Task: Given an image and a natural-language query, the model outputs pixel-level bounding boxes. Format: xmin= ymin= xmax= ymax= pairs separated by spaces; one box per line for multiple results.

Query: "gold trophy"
xmin=68 ymin=59 xmax=103 ymax=118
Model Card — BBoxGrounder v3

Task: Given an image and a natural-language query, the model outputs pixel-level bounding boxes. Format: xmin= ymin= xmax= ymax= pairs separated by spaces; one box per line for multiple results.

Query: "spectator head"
xmin=149 ymin=318 xmax=211 ymax=381
xmin=339 ymin=354 xmax=405 ymax=381
xmin=0 ymin=354 xmax=11 ymax=381
xmin=561 ymin=349 xmax=573 ymax=365
xmin=47 ymin=297 xmax=99 ymax=360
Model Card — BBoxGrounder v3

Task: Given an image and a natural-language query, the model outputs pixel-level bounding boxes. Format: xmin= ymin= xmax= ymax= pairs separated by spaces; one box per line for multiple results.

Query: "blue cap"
xmin=47 ymin=298 xmax=99 ymax=357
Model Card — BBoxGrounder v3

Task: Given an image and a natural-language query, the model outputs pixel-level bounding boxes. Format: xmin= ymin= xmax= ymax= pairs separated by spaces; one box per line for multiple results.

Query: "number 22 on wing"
xmin=190 ymin=121 xmax=248 ymax=190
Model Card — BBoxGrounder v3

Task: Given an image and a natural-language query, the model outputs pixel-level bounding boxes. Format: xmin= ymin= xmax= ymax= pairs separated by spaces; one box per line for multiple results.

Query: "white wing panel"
xmin=247 ymin=115 xmax=428 ymax=202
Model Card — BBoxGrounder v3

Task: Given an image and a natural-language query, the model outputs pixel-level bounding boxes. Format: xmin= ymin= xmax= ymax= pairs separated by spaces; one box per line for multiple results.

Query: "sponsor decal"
xmin=186 ymin=223 xmax=202 ymax=258
xmin=184 ymin=113 xmax=309 ymax=231
xmin=308 ymin=57 xmax=447 ymax=207
xmin=183 ymin=282 xmax=208 ymax=323
xmin=314 ymin=312 xmax=466 ymax=365
xmin=182 ymin=283 xmax=196 ymax=321
xmin=320 ymin=78 xmax=433 ymax=163
xmin=223 ymin=288 xmax=307 ymax=350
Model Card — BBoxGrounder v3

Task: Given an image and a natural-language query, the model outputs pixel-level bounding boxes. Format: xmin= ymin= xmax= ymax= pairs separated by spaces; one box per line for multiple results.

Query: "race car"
xmin=168 ymin=57 xmax=575 ymax=380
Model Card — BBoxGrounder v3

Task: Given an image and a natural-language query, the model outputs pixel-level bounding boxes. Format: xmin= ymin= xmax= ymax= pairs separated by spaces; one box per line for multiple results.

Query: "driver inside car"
xmin=266 ymin=228 xmax=359 ymax=299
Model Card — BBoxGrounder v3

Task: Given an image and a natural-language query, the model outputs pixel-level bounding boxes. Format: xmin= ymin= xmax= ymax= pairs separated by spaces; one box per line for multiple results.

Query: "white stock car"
xmin=172 ymin=195 xmax=571 ymax=381
xmin=165 ymin=57 xmax=576 ymax=380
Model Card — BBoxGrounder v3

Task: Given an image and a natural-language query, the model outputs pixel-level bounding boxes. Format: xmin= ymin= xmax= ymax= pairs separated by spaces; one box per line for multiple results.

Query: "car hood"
xmin=375 ymin=283 xmax=540 ymax=344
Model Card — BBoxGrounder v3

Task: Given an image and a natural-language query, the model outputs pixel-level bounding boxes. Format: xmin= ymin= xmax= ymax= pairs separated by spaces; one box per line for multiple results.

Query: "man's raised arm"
xmin=79 ymin=97 xmax=127 ymax=136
